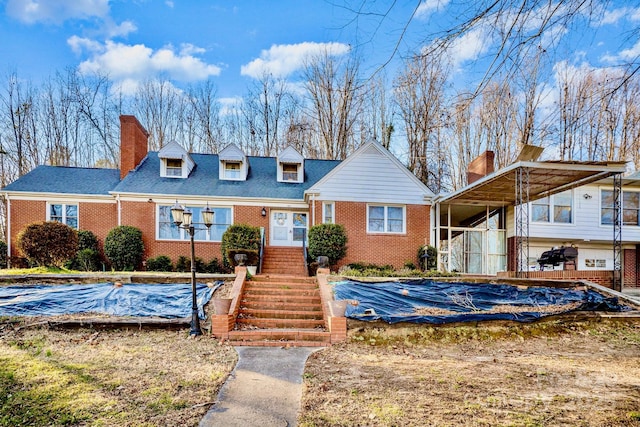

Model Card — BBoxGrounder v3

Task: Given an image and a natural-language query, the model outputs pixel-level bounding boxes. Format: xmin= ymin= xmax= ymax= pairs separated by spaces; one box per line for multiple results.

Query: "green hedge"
xmin=220 ymin=224 xmax=261 ymax=267
xmin=104 ymin=226 xmax=144 ymax=271
xmin=308 ymin=223 xmax=347 ymax=266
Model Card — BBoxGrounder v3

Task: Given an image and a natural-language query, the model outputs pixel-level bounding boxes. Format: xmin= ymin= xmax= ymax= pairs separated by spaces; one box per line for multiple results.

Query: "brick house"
xmin=2 ymin=115 xmax=434 ymax=272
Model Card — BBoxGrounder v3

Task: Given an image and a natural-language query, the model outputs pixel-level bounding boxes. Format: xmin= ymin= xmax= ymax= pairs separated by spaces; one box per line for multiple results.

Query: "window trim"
xmin=530 ymin=190 xmax=573 ymax=224
xmin=322 ymin=202 xmax=335 ymax=224
xmin=366 ymin=204 xmax=406 ymax=234
xmin=223 ymin=161 xmax=243 ymax=180
xmin=156 ymin=204 xmax=233 ymax=242
xmin=47 ymin=202 xmax=79 ymax=229
xmin=601 ymin=188 xmax=640 ymax=226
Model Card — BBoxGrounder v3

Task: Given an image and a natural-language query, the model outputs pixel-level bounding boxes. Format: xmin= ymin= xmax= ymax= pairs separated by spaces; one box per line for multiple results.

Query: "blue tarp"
xmin=0 ymin=282 xmax=221 ymax=319
xmin=333 ymin=279 xmax=632 ymax=324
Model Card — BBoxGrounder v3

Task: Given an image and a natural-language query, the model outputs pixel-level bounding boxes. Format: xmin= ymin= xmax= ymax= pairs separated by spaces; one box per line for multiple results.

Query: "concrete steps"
xmin=228 ymin=275 xmax=330 ymax=347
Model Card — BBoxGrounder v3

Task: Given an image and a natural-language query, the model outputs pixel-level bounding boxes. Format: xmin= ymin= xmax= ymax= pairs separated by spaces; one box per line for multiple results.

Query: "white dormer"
xmin=219 ymin=143 xmax=249 ymax=181
xmin=277 ymin=146 xmax=304 ymax=183
xmin=158 ymin=141 xmax=195 ymax=178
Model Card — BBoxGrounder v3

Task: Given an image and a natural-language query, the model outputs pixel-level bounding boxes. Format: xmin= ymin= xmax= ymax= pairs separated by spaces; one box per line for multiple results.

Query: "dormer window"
xmin=224 ymin=162 xmax=242 ymax=179
xmin=159 ymin=141 xmax=195 ymax=179
xmin=282 ymin=164 xmax=299 ymax=181
xmin=219 ymin=144 xmax=248 ymax=181
xmin=277 ymin=146 xmax=304 ymax=183
xmin=166 ymin=159 xmax=183 ymax=177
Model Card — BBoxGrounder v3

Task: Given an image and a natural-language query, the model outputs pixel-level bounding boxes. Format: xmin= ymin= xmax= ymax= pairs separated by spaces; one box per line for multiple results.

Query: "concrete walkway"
xmin=200 ymin=347 xmax=320 ymax=427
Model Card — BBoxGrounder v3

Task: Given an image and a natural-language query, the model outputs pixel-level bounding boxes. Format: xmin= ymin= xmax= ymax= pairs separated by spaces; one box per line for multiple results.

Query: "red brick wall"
xmin=119 ymin=115 xmax=149 ymax=179
xmin=624 ymin=247 xmax=639 ymax=288
xmin=497 ymin=269 xmax=615 ymax=288
xmin=7 ymin=199 xmax=117 ymax=259
xmin=311 ymin=201 xmax=430 ymax=269
xmin=8 ymin=199 xmax=45 ymax=258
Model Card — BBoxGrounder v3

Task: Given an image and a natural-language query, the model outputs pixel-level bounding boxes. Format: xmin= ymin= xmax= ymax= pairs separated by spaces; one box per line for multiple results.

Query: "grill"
xmin=537 ymin=246 xmax=578 ymax=270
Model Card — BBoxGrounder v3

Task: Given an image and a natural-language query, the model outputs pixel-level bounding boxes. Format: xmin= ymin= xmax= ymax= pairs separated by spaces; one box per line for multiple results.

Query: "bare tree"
xmin=304 ymin=49 xmax=362 ymax=160
xmin=394 ymin=53 xmax=448 ymax=191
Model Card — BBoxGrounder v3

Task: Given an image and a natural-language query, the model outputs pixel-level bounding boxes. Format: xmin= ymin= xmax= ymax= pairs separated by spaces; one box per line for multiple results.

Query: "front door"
xmin=270 ymin=211 xmax=308 ymax=247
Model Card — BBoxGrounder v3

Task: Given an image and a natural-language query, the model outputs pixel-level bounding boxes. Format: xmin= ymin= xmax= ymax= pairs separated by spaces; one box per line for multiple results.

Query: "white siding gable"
xmin=218 ymin=144 xmax=249 ymax=181
xmin=158 ymin=141 xmax=195 ymax=178
xmin=307 ymin=141 xmax=434 ymax=204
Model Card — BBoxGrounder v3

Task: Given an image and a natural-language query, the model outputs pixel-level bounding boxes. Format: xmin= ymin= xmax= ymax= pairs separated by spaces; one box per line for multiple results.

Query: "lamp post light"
xmin=171 ymin=201 xmax=214 ymax=336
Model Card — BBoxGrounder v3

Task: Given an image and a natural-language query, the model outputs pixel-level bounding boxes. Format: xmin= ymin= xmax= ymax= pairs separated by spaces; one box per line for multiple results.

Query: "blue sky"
xmin=1 ymin=0 xmax=639 ymax=104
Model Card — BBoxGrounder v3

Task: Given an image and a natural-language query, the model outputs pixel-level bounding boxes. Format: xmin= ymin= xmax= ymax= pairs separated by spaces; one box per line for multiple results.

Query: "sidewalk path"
xmin=200 ymin=346 xmax=320 ymax=427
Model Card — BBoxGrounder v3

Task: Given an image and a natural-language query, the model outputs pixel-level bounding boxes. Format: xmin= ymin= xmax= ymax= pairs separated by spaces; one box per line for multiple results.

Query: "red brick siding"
xmin=8 ymin=200 xmax=46 ymax=258
xmin=7 ymin=199 xmax=117 ymax=259
xmin=624 ymin=247 xmax=639 ymax=288
xmin=497 ymin=270 xmax=615 ymax=288
xmin=315 ymin=201 xmax=429 ymax=269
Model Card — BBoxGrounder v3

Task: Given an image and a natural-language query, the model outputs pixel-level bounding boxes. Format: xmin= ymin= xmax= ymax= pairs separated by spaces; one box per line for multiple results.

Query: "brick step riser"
xmin=244 ymin=288 xmax=320 ymax=297
xmin=229 ymin=341 xmax=328 ymax=347
xmin=242 ymin=295 xmax=322 ymax=308
xmin=228 ymin=331 xmax=330 ymax=342
xmin=245 ymin=282 xmax=317 ymax=289
xmin=260 ymin=269 xmax=307 ymax=275
xmin=250 ymin=276 xmax=316 ymax=284
xmin=237 ymin=318 xmax=325 ymax=328
xmin=239 ymin=310 xmax=323 ymax=320
xmin=242 ymin=302 xmax=321 ymax=311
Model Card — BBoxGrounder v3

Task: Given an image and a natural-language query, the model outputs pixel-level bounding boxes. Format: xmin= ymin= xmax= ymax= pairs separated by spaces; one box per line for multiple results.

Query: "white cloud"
xmin=415 ymin=0 xmax=450 ymax=19
xmin=219 ymin=97 xmax=243 ymax=116
xmin=599 ymin=7 xmax=628 ymax=25
xmin=104 ymin=20 xmax=137 ymax=38
xmin=6 ymin=0 xmax=109 ymax=24
xmin=601 ymin=39 xmax=640 ymax=63
xmin=446 ymin=27 xmax=490 ymax=68
xmin=240 ymin=42 xmax=350 ymax=79
xmin=72 ymin=40 xmax=222 ymax=89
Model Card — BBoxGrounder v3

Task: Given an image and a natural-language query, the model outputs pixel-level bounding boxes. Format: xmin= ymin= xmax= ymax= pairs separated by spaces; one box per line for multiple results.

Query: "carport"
xmin=435 ymin=157 xmax=627 ymax=288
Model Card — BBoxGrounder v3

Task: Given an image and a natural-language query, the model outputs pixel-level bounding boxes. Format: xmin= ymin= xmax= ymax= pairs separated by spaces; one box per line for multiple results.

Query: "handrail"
xmin=258 ymin=226 xmax=265 ymax=274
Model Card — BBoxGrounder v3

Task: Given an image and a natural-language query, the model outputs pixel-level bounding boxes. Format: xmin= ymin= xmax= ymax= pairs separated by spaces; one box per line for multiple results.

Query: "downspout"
xmin=311 ymin=193 xmax=316 ymax=226
xmin=116 ymin=193 xmax=122 ymax=226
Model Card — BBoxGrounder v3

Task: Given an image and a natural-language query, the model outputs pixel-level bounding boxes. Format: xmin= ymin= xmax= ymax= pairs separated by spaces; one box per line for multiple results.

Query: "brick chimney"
xmin=119 ymin=115 xmax=149 ymax=179
xmin=467 ymin=151 xmax=495 ymax=184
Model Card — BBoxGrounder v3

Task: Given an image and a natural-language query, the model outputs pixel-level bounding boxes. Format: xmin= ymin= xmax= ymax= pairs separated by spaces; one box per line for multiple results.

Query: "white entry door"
xmin=270 ymin=211 xmax=308 ymax=247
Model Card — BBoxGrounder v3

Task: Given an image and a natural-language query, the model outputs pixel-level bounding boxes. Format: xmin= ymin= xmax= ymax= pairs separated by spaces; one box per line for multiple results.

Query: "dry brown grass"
xmin=299 ymin=320 xmax=640 ymax=427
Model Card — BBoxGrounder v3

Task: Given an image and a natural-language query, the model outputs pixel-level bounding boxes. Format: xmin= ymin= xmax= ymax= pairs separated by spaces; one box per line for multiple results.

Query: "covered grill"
xmin=537 ymin=246 xmax=578 ymax=270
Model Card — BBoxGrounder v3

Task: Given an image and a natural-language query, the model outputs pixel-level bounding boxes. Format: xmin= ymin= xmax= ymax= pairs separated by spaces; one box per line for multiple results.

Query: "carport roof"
xmin=439 ymin=160 xmax=628 ymax=206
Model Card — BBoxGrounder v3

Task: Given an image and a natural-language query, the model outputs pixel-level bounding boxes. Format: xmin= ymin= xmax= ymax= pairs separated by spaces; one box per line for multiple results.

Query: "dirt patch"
xmin=300 ymin=320 xmax=640 ymax=426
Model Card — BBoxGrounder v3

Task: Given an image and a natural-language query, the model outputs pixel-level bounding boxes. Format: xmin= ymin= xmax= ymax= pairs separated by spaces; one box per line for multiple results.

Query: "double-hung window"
xmin=602 ymin=190 xmax=640 ymax=226
xmin=323 ymin=202 xmax=335 ymax=224
xmin=224 ymin=162 xmax=241 ymax=179
xmin=48 ymin=203 xmax=78 ymax=229
xmin=282 ymin=164 xmax=299 ymax=181
xmin=165 ymin=159 xmax=183 ymax=177
xmin=158 ymin=205 xmax=232 ymax=241
xmin=367 ymin=205 xmax=405 ymax=234
xmin=531 ymin=190 xmax=572 ymax=223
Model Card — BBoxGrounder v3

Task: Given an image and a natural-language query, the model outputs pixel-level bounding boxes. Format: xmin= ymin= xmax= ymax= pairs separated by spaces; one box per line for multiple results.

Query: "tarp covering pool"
xmin=333 ymin=279 xmax=632 ymax=324
xmin=0 ymin=282 xmax=221 ymax=319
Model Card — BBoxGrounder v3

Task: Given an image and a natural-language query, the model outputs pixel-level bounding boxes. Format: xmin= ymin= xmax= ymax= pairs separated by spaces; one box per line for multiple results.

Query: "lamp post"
xmin=171 ymin=201 xmax=214 ymax=336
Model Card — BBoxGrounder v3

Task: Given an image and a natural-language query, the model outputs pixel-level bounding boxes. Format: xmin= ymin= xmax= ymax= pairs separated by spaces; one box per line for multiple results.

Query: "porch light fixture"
xmin=261 ymin=207 xmax=267 ymax=217
xmin=170 ymin=201 xmax=214 ymax=336
xmin=583 ymin=193 xmax=592 ymax=200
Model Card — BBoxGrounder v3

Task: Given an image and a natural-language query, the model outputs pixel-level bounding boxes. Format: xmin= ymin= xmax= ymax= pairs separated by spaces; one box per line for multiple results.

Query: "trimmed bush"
xmin=146 ymin=255 xmax=173 ymax=272
xmin=220 ymin=224 xmax=261 ymax=267
xmin=17 ymin=221 xmax=78 ymax=267
xmin=308 ymin=223 xmax=347 ymax=266
xmin=206 ymin=258 xmax=229 ymax=274
xmin=76 ymin=248 xmax=100 ymax=271
xmin=104 ymin=226 xmax=144 ymax=271
xmin=66 ymin=230 xmax=102 ymax=271
xmin=175 ymin=255 xmax=206 ymax=273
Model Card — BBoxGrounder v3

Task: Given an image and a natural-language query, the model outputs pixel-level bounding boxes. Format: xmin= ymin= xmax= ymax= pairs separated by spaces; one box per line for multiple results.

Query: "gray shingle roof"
xmin=112 ymin=152 xmax=340 ymax=200
xmin=2 ymin=166 xmax=120 ymax=195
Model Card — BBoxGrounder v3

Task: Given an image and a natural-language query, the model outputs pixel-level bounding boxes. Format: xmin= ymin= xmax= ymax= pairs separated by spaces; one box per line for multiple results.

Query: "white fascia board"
xmin=3 ymin=191 xmax=116 ymax=203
